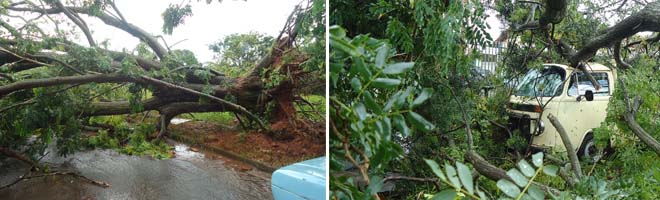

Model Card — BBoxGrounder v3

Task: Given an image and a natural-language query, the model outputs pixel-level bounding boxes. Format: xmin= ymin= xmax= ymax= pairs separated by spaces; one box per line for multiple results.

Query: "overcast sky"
xmin=82 ymin=0 xmax=301 ymax=62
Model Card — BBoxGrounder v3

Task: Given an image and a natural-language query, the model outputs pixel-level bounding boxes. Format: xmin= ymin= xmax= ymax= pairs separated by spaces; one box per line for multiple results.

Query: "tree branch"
xmin=619 ymin=78 xmax=660 ymax=156
xmin=0 ymin=147 xmax=37 ymax=167
xmin=52 ymin=0 xmax=96 ymax=47
xmin=547 ymin=114 xmax=583 ymax=179
xmin=614 ymin=40 xmax=632 ymax=70
xmin=569 ymin=1 xmax=660 ymax=67
xmin=0 ymin=74 xmax=138 ymax=97
xmin=465 ymin=150 xmax=560 ymax=195
xmin=6 ymin=5 xmax=168 ymax=59
xmin=623 ymin=33 xmax=660 ymax=49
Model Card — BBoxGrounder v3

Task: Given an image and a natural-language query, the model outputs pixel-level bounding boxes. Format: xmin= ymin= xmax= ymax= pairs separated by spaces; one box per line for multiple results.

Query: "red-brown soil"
xmin=169 ymin=120 xmax=325 ymax=169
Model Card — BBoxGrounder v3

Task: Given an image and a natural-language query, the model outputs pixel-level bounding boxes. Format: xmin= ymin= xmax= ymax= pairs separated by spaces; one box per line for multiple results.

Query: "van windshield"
xmin=515 ymin=66 xmax=565 ymax=97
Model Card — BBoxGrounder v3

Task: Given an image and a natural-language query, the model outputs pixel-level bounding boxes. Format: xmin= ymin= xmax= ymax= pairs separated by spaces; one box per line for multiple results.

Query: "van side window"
xmin=567 ymin=72 xmax=610 ymax=96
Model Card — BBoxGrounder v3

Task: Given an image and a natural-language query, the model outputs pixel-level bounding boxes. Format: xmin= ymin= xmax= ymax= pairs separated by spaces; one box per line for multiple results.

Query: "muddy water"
xmin=0 ymin=142 xmax=272 ymax=200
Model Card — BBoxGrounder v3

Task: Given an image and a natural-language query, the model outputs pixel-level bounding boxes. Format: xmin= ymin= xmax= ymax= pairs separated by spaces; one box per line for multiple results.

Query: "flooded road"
xmin=0 ymin=142 xmax=272 ymax=200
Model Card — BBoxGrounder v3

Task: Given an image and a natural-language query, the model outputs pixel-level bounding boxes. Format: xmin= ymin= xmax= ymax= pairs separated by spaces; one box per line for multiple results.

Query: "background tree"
xmin=208 ymin=32 xmax=274 ymax=77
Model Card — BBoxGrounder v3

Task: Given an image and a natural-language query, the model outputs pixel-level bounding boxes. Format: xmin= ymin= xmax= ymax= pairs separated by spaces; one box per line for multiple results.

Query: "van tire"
xmin=577 ymin=133 xmax=598 ymax=162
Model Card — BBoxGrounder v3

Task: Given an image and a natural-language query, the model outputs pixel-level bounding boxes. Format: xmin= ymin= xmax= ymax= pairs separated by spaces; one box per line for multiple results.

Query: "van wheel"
xmin=578 ymin=134 xmax=599 ymax=162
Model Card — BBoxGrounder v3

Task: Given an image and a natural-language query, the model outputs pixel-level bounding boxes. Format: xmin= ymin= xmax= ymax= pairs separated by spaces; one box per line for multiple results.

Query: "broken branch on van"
xmin=619 ymin=79 xmax=660 ymax=156
xmin=547 ymin=114 xmax=583 ymax=179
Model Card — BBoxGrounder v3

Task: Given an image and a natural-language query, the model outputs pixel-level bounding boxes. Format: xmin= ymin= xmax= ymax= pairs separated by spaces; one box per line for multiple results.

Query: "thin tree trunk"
xmin=547 ymin=114 xmax=583 ymax=179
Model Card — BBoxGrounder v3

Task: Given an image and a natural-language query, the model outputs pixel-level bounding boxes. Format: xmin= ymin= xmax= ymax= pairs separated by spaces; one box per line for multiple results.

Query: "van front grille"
xmin=509 ymin=114 xmax=532 ymax=143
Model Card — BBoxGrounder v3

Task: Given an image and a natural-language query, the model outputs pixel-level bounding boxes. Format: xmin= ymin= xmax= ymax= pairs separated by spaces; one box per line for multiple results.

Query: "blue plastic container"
xmin=271 ymin=156 xmax=326 ymax=200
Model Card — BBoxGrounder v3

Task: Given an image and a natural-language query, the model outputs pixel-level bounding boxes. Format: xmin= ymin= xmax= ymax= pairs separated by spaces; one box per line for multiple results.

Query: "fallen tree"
xmin=0 ymin=0 xmax=324 ymax=164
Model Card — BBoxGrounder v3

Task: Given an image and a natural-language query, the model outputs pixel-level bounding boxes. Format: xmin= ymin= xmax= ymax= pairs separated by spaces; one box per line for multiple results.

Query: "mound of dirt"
xmin=169 ymin=120 xmax=325 ymax=168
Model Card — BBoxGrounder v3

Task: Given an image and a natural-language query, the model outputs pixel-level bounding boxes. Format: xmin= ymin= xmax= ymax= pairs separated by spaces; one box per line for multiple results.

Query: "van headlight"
xmin=535 ymin=121 xmax=545 ymax=135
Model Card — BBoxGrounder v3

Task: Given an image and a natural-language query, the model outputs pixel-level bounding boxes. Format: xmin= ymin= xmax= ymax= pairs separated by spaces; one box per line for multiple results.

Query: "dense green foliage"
xmin=425 ymin=152 xmax=560 ymax=199
xmin=208 ymin=32 xmax=274 ymax=77
xmin=162 ymin=3 xmax=194 ymax=35
xmin=331 ymin=0 xmax=660 ymax=199
xmin=330 ymin=0 xmax=504 ymax=199
xmin=330 ymin=26 xmax=434 ymax=199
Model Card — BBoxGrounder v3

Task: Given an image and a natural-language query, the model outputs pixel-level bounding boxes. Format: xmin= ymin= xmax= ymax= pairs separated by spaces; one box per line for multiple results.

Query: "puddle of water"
xmin=0 ymin=141 xmax=272 ymax=200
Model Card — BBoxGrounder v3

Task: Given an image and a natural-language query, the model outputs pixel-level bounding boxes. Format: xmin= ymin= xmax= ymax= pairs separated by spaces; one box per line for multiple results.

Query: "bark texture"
xmin=547 ymin=114 xmax=583 ymax=179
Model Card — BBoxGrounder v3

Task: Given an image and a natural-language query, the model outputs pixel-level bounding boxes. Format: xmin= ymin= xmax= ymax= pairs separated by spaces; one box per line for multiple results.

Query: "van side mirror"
xmin=585 ymin=90 xmax=594 ymax=101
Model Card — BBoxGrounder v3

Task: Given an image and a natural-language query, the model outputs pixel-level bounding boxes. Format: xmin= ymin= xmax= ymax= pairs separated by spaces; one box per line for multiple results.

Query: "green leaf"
xmin=383 ymin=91 xmax=402 ymax=112
xmin=383 ymin=62 xmax=414 ymax=74
xmin=393 ymin=114 xmax=410 ymax=137
xmin=375 ymin=45 xmax=389 ymax=68
xmin=354 ymin=58 xmax=372 ymax=78
xmin=396 ymin=87 xmax=414 ymax=109
xmin=407 ymin=111 xmax=435 ymax=132
xmin=445 ymin=162 xmax=461 ymax=188
xmin=527 ymin=184 xmax=545 ymax=200
xmin=518 ymin=159 xmax=535 ymax=177
xmin=372 ymin=78 xmax=401 ymax=89
xmin=532 ymin=152 xmax=544 ymax=167
xmin=350 ymin=77 xmax=362 ymax=91
xmin=330 ymin=35 xmax=360 ymax=57
xmin=382 ymin=117 xmax=392 ymax=139
xmin=364 ymin=91 xmax=382 ymax=114
xmin=543 ymin=165 xmax=559 ymax=177
xmin=411 ymin=88 xmax=433 ymax=107
xmin=330 ymin=62 xmax=343 ymax=73
xmin=329 ymin=25 xmax=346 ymax=38
xmin=330 ymin=73 xmax=339 ymax=88
xmin=521 ymin=194 xmax=534 ymax=200
xmin=507 ymin=168 xmax=529 ymax=187
xmin=367 ymin=176 xmax=383 ymax=195
xmin=477 ymin=189 xmax=487 ymax=200
xmin=354 ymin=103 xmax=367 ymax=120
xmin=456 ymin=162 xmax=474 ymax=194
xmin=497 ymin=179 xmax=521 ymax=198
xmin=371 ymin=145 xmax=389 ymax=169
xmin=431 ymin=190 xmax=456 ymax=200
xmin=424 ymin=159 xmax=447 ymax=181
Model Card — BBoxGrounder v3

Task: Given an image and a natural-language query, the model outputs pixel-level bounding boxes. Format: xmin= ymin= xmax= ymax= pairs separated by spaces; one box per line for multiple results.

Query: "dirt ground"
xmin=169 ymin=120 xmax=325 ymax=170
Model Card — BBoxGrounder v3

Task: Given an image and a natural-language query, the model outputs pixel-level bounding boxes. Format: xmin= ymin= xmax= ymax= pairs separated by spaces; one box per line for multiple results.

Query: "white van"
xmin=508 ymin=63 xmax=615 ymax=160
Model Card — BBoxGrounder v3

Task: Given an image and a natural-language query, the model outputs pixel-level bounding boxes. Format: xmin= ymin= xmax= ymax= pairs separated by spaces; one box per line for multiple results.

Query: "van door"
xmin=556 ymin=71 xmax=611 ymax=152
